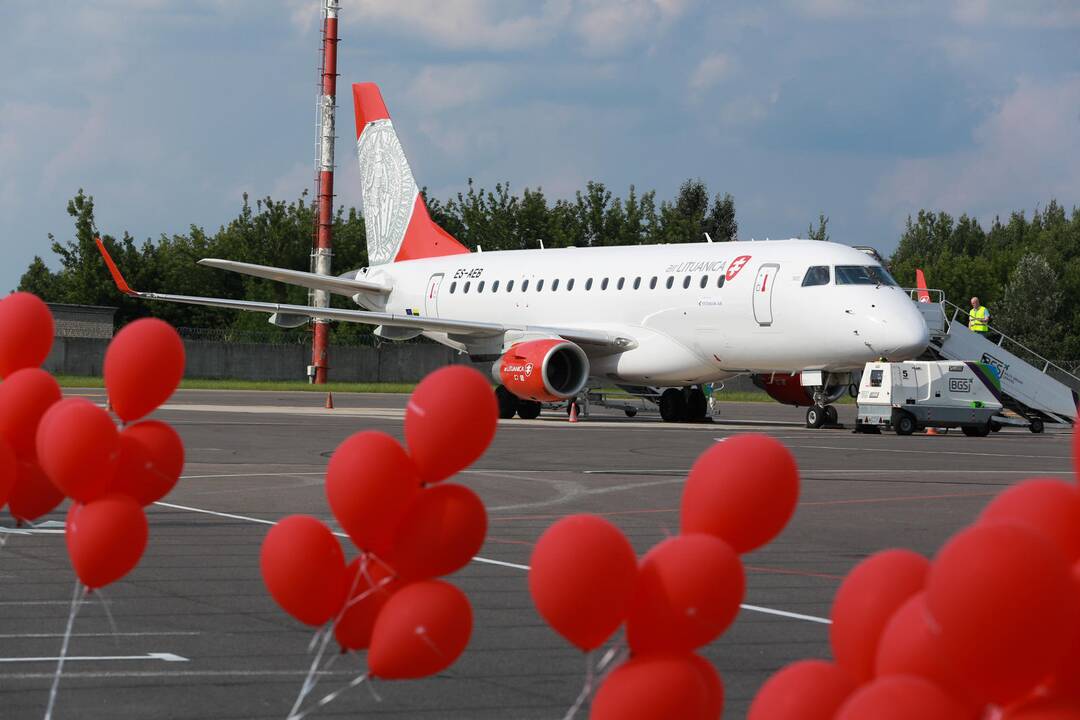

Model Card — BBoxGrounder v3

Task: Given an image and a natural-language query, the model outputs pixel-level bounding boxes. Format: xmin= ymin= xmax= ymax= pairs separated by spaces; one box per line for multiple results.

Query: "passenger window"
xmin=464 ymin=281 xmax=471 ymax=293
xmin=507 ymin=279 xmax=514 ymax=292
xmin=537 ymin=279 xmax=545 ymax=291
xmin=716 ymin=275 xmax=725 ymax=288
xmin=601 ymin=278 xmax=609 ymax=290
xmin=450 ymin=281 xmax=457 ymax=293
xmin=552 ymin=279 xmax=560 ymax=291
xmin=567 ymin=278 xmax=575 ymax=291
xmin=683 ymin=276 xmax=691 ymax=289
xmin=700 ymin=275 xmax=708 ymax=289
xmin=633 ymin=277 xmax=641 ymax=290
xmin=521 ymin=279 xmax=529 ymax=291
xmin=586 ymin=278 xmax=593 ymax=291
xmin=666 ymin=276 xmax=674 ymax=289
xmin=802 ymin=266 xmax=830 ymax=287
xmin=617 ymin=277 xmax=625 ymax=290
xmin=492 ymin=280 xmax=500 ymax=292
xmin=650 ymin=276 xmax=657 ymax=289
xmin=478 ymin=280 xmax=485 ymax=293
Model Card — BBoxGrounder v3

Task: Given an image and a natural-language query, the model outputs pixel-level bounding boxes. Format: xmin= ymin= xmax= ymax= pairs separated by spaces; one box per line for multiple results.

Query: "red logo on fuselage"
xmin=726 ymin=255 xmax=752 ymax=281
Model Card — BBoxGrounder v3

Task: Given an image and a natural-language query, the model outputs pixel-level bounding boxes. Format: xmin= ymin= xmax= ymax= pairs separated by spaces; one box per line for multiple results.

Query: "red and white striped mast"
xmin=310 ymin=0 xmax=339 ymax=384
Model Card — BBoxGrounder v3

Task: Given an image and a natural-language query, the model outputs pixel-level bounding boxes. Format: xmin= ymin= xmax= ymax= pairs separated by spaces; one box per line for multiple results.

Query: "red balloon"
xmin=0 ymin=367 xmax=61 ymax=458
xmin=385 ymin=483 xmax=486 ymax=580
xmin=528 ymin=514 xmax=638 ymax=651
xmin=8 ymin=460 xmax=64 ymax=521
xmin=680 ymin=434 xmax=799 ymax=554
xmin=260 ymin=515 xmax=348 ymax=626
xmin=687 ymin=654 xmax=725 ymax=720
xmin=66 ymin=493 xmax=148 ymax=588
xmin=1003 ymin=696 xmax=1080 ymax=719
xmin=590 ymin=654 xmax=713 ymax=720
xmin=334 ymin=555 xmax=399 ymax=651
xmin=109 ymin=421 xmax=184 ymax=505
xmin=36 ymin=398 xmax=119 ymax=502
xmin=0 ymin=437 xmax=15 ymax=508
xmin=829 ymin=548 xmax=929 ymax=683
xmin=104 ymin=318 xmax=185 ymax=422
xmin=927 ymin=523 xmax=1077 ymax=706
xmin=325 ymin=431 xmax=419 ymax=555
xmin=875 ymin=592 xmax=981 ymax=712
xmin=368 ymin=580 xmax=472 ymax=679
xmin=1048 ymin=563 xmax=1080 ymax=700
xmin=980 ymin=478 xmax=1080 ymax=561
xmin=0 ymin=292 xmax=54 ymax=378
xmin=626 ymin=533 xmax=744 ymax=654
xmin=404 ymin=365 xmax=497 ymax=484
xmin=748 ymin=660 xmax=857 ymax=720
xmin=835 ymin=675 xmax=967 ymax=720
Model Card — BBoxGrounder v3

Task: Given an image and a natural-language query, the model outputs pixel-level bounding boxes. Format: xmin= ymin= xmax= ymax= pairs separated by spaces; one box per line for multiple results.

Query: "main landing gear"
xmin=495 ymin=385 xmax=542 ymax=420
xmin=659 ymin=387 xmax=710 ymax=423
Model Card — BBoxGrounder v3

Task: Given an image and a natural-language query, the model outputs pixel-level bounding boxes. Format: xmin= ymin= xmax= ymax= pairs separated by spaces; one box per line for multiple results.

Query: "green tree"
xmin=706 ymin=193 xmax=737 ymax=242
xmin=994 ymin=253 xmax=1064 ymax=358
xmin=807 ymin=213 xmax=829 ymax=242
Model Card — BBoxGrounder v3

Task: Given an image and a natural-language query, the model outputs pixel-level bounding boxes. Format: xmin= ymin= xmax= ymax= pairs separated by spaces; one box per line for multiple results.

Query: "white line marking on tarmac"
xmin=784 ymin=444 xmax=1071 ymax=461
xmin=0 ymin=653 xmax=188 ymax=663
xmin=153 ymin=501 xmax=831 ymax=625
xmin=0 ymin=632 xmax=201 ymax=639
xmin=0 ymin=669 xmax=352 ymax=680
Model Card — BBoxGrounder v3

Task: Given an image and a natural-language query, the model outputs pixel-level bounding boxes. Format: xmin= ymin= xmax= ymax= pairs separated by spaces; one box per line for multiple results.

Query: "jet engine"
xmin=495 ymin=339 xmax=590 ymax=402
xmin=752 ymin=372 xmax=847 ymax=407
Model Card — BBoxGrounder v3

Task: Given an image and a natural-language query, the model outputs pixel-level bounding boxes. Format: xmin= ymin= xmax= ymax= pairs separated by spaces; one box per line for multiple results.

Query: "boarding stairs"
xmin=912 ymin=290 xmax=1079 ymax=430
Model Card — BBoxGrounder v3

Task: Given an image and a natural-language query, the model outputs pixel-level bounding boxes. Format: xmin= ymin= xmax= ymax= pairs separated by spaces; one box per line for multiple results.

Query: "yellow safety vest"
xmin=970 ymin=306 xmax=990 ymax=332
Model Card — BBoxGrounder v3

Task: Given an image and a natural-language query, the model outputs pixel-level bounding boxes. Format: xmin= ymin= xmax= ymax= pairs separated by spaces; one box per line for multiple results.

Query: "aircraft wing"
xmin=96 ymin=239 xmax=635 ymax=349
xmin=197 ymin=258 xmax=390 ymax=296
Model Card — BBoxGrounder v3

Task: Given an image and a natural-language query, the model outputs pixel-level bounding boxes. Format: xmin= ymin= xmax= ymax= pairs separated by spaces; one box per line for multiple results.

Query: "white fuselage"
xmin=354 ymin=239 xmax=929 ymax=386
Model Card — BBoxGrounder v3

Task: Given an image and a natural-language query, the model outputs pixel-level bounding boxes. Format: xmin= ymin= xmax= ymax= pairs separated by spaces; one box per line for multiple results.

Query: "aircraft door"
xmin=425 ymin=273 xmax=443 ymax=318
xmin=753 ymin=263 xmax=779 ymax=326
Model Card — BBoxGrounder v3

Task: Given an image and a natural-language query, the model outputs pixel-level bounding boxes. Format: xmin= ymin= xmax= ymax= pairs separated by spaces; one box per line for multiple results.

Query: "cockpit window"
xmin=835 ymin=265 xmax=899 ymax=286
xmin=802 ymin=266 xmax=830 ymax=287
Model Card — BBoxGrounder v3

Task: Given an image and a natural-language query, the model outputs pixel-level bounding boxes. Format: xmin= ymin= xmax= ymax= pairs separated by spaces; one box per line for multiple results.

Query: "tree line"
xmin=17 ymin=185 xmax=1080 ymax=362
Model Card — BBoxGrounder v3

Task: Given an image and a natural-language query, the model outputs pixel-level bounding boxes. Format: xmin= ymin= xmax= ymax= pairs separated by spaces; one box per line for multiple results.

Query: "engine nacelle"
xmin=752 ymin=373 xmax=848 ymax=406
xmin=495 ymin=339 xmax=589 ymax=402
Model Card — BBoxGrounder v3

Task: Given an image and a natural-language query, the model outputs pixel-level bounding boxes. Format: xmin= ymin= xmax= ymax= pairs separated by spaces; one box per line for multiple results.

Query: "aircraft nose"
xmin=880 ymin=296 xmax=930 ymax=360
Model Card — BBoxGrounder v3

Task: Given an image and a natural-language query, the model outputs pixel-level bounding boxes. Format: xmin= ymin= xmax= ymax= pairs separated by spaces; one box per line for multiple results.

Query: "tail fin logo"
xmin=357 ymin=119 xmax=415 ymax=266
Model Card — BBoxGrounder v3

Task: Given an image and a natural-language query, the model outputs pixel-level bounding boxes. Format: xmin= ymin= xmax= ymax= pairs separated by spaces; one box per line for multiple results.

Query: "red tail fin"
xmin=915 ymin=269 xmax=930 ymax=303
xmin=352 ymin=82 xmax=469 ymax=265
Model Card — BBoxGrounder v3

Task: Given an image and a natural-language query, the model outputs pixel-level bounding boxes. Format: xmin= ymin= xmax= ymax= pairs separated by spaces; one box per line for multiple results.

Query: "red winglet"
xmin=95 ymin=237 xmax=135 ymax=295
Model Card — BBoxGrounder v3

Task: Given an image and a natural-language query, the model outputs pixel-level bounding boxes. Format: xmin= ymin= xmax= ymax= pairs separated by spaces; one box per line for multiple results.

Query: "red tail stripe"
xmin=353 ymin=82 xmax=390 ymax=139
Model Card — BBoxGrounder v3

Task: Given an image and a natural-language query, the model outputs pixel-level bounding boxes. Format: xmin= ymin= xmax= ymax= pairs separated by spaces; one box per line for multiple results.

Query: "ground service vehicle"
xmin=856 ymin=360 xmax=1003 ymax=436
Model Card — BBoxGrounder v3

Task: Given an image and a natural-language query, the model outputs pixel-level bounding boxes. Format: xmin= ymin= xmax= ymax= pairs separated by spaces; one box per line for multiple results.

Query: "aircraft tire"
xmin=495 ymin=385 xmax=519 ymax=419
xmin=659 ymin=389 xmax=686 ymax=423
xmin=824 ymin=405 xmax=839 ymax=425
xmin=686 ymin=388 xmax=708 ymax=421
xmin=517 ymin=400 xmax=542 ymax=420
xmin=806 ymin=405 xmax=826 ymax=429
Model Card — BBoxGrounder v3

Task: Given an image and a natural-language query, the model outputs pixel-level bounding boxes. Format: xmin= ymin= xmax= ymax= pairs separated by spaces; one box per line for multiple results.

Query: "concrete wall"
xmin=43 ymin=336 xmax=471 ymax=383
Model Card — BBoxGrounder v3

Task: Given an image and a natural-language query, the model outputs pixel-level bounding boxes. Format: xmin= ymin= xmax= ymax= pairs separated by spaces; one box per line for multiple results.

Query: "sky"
xmin=1 ymin=0 xmax=1079 ymax=292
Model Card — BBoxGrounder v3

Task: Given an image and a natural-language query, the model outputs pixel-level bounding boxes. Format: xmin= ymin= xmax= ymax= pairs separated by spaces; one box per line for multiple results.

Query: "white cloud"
xmin=331 ymin=0 xmax=572 ymax=51
xmin=574 ymin=0 xmax=697 ymax=56
xmin=406 ymin=63 xmax=511 ymax=112
xmin=951 ymin=0 xmax=1080 ymax=27
xmin=688 ymin=52 xmax=733 ymax=94
xmin=873 ymin=75 xmax=1080 ymax=224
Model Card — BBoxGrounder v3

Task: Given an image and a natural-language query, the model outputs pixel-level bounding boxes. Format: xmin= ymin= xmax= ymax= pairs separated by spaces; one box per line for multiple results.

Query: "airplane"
xmin=95 ymin=82 xmax=930 ymax=426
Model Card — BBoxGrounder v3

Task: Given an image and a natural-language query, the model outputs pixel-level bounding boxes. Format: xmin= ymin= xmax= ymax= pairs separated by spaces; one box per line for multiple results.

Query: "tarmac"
xmin=0 ymin=389 xmax=1074 ymax=719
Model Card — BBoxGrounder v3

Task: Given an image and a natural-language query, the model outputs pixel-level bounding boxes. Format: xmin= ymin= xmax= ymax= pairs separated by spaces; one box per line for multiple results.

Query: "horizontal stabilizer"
xmin=197 ymin=259 xmax=390 ymax=296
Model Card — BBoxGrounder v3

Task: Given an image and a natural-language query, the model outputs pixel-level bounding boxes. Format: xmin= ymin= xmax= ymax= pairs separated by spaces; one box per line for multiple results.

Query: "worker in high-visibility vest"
xmin=969 ymin=296 xmax=991 ymax=333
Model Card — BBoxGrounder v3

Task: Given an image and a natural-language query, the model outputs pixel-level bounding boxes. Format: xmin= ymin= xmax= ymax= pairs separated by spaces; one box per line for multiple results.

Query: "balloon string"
xmin=561 ymin=643 xmax=627 ymax=720
xmin=90 ymin=588 xmax=121 ymax=645
xmin=287 ymin=672 xmax=369 ymax=720
xmin=342 ymin=575 xmax=393 ymax=612
xmin=44 ymin=581 xmax=86 ymax=720
xmin=289 ymin=624 xmax=334 ymax=719
xmin=561 ymin=650 xmax=595 ymax=720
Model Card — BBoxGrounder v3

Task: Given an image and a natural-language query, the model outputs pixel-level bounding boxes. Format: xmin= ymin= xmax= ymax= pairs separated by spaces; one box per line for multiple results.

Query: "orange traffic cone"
xmin=568 ymin=401 xmax=578 ymax=423
xmin=325 ymin=392 xmax=334 ymax=409
xmin=926 ymin=427 xmax=938 ymax=435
